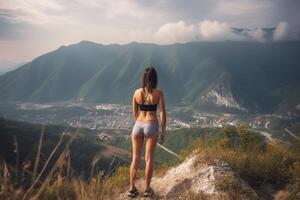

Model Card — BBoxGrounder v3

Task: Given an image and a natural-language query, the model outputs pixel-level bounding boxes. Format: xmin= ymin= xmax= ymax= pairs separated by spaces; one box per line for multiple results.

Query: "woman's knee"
xmin=144 ymin=156 xmax=154 ymax=165
xmin=132 ymin=155 xmax=141 ymax=164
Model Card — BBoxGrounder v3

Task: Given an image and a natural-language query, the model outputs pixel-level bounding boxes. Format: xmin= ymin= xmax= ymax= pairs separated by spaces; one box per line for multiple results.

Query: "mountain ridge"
xmin=0 ymin=40 xmax=299 ymax=113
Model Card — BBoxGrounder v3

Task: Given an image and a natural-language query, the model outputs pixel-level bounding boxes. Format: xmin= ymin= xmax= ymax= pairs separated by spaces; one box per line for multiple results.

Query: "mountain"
xmin=0 ymin=40 xmax=299 ymax=113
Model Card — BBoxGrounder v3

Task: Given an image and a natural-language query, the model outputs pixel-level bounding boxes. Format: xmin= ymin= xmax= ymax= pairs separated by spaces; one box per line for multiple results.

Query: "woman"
xmin=128 ymin=66 xmax=167 ymax=198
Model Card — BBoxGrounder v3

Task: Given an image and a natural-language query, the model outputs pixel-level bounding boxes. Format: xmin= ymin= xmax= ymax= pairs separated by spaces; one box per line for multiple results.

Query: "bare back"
xmin=132 ymin=88 xmax=164 ymax=122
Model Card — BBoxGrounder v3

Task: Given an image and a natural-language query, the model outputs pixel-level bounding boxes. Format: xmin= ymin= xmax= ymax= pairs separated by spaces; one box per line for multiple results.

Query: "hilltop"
xmin=118 ymin=154 xmax=258 ymax=200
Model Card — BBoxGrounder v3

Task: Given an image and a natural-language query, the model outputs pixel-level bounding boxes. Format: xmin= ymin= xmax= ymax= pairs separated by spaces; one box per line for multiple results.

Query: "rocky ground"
xmin=116 ymin=153 xmax=258 ymax=200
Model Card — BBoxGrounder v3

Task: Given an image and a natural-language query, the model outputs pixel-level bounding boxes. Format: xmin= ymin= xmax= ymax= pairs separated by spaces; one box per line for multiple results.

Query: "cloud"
xmin=0 ymin=0 xmax=300 ymax=64
xmin=273 ymin=22 xmax=289 ymax=41
xmin=154 ymin=21 xmax=197 ymax=43
xmin=151 ymin=20 xmax=300 ymax=44
xmin=152 ymin=20 xmax=277 ymax=43
xmin=0 ymin=0 xmax=299 ymax=43
xmin=0 ymin=0 xmax=67 ymax=25
xmin=0 ymin=12 xmax=34 ymax=40
xmin=197 ymin=20 xmax=241 ymax=41
xmin=153 ymin=20 xmax=239 ymax=43
xmin=245 ymin=28 xmax=267 ymax=42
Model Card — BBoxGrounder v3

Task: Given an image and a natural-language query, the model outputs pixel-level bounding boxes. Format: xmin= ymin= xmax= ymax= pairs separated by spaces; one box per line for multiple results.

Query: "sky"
xmin=0 ymin=0 xmax=300 ymax=67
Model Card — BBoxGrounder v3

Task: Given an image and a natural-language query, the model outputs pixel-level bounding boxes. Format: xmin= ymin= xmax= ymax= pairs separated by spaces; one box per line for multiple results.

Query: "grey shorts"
xmin=132 ymin=121 xmax=159 ymax=138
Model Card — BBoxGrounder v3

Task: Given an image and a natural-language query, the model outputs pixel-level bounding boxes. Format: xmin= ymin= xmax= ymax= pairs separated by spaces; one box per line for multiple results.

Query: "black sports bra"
xmin=138 ymin=89 xmax=158 ymax=111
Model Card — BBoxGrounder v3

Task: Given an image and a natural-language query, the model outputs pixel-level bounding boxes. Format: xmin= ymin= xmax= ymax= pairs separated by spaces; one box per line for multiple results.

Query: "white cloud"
xmin=246 ymin=28 xmax=266 ymax=42
xmin=197 ymin=20 xmax=241 ymax=41
xmin=154 ymin=21 xmax=197 ymax=43
xmin=273 ymin=22 xmax=289 ymax=41
xmin=153 ymin=20 xmax=247 ymax=43
xmin=150 ymin=20 xmax=296 ymax=44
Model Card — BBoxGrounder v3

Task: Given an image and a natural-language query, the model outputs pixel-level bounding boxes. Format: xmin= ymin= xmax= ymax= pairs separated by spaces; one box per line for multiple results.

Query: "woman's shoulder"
xmin=153 ymin=88 xmax=163 ymax=94
xmin=134 ymin=88 xmax=143 ymax=94
xmin=135 ymin=88 xmax=163 ymax=94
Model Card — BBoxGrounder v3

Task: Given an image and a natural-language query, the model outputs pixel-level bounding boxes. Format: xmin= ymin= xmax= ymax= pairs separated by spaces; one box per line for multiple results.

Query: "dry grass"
xmin=0 ymin=126 xmax=126 ymax=200
xmin=179 ymin=126 xmax=300 ymax=199
xmin=287 ymin=161 xmax=300 ymax=199
xmin=0 ymin=125 xmax=148 ymax=200
xmin=1 ymin=125 xmax=299 ymax=200
xmin=214 ymin=174 xmax=259 ymax=200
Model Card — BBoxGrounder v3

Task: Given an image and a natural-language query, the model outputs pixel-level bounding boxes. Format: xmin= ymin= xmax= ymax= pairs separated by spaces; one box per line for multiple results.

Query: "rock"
xmin=117 ymin=154 xmax=258 ymax=199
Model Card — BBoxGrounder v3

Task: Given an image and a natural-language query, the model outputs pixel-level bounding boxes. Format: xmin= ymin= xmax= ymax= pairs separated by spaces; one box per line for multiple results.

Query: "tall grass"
xmin=0 ymin=127 xmax=127 ymax=200
xmin=32 ymin=126 xmax=44 ymax=181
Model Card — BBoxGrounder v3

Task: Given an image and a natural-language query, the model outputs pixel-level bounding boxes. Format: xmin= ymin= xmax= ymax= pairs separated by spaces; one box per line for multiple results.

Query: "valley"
xmin=0 ymin=101 xmax=299 ymax=144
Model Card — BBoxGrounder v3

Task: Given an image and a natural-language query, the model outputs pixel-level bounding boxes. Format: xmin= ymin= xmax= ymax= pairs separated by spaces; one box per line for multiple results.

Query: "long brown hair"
xmin=141 ymin=66 xmax=157 ymax=93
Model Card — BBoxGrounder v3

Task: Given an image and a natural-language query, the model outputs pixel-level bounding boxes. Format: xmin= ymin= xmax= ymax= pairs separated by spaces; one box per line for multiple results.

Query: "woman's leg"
xmin=129 ymin=133 xmax=144 ymax=190
xmin=144 ymin=134 xmax=157 ymax=190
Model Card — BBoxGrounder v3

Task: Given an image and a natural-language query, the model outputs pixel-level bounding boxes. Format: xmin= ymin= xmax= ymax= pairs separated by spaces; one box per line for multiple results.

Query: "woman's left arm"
xmin=132 ymin=91 xmax=139 ymax=120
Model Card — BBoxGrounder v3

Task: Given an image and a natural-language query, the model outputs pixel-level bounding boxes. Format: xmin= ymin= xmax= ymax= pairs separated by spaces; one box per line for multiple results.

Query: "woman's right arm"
xmin=159 ymin=91 xmax=166 ymax=143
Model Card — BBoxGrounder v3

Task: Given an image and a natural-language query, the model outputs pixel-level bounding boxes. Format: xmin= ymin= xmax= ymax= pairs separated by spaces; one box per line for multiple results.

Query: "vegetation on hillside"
xmin=0 ymin=119 xmax=299 ymax=199
xmin=0 ymin=118 xmax=128 ymax=179
xmin=182 ymin=124 xmax=300 ymax=199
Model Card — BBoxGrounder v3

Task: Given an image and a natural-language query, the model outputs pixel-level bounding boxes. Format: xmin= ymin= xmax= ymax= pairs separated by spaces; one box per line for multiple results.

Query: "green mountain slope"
xmin=0 ymin=41 xmax=299 ymax=112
